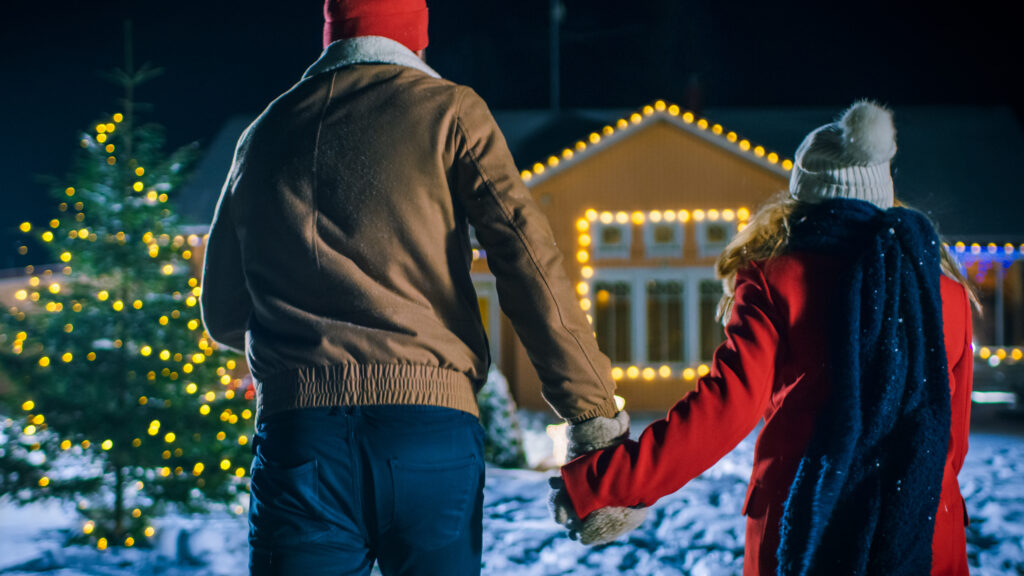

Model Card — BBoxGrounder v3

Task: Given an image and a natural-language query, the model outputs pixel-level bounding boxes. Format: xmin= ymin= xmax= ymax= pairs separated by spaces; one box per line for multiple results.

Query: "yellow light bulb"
xmin=19 ymin=222 xmax=31 ymax=233
xmin=164 ymin=432 xmax=176 ymax=443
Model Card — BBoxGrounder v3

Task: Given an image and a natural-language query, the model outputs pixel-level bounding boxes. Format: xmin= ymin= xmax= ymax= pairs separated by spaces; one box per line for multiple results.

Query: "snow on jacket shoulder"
xmin=200 ymin=37 xmax=617 ymax=426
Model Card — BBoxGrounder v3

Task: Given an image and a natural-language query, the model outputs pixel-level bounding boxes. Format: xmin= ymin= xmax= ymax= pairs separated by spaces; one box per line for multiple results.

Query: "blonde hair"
xmin=715 ymin=193 xmax=980 ymax=325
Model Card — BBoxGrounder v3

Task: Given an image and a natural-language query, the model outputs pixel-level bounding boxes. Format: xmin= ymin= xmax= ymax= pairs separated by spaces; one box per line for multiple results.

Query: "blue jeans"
xmin=248 ymin=405 xmax=485 ymax=575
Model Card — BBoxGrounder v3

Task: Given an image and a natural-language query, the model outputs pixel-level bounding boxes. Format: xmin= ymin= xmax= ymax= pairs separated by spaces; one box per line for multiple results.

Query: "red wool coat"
xmin=561 ymin=252 xmax=973 ymax=575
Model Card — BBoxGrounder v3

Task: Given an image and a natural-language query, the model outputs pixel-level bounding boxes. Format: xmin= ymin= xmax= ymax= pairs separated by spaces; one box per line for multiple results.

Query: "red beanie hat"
xmin=323 ymin=0 xmax=429 ymax=52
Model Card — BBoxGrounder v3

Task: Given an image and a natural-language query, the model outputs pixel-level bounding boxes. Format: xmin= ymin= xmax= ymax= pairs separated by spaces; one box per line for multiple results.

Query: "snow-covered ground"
xmin=2 ymin=416 xmax=1022 ymax=575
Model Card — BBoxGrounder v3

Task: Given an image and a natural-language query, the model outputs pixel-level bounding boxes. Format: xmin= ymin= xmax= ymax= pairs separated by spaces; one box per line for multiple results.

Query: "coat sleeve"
xmin=200 ymin=148 xmax=253 ymax=354
xmin=561 ymin=263 xmax=782 ymax=518
xmin=448 ymin=86 xmax=617 ymax=423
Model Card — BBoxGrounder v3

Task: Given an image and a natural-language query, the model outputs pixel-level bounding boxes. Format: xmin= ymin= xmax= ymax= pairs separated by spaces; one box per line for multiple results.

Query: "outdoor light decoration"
xmin=572 ymin=207 xmax=751 ymax=382
xmin=976 ymin=346 xmax=1024 ymax=367
xmin=519 ymin=99 xmax=792 ymax=183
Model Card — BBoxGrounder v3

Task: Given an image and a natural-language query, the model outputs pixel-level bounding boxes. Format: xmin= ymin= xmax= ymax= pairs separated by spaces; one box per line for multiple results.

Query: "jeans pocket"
xmin=391 ymin=455 xmax=481 ymax=551
xmin=249 ymin=447 xmax=328 ymax=545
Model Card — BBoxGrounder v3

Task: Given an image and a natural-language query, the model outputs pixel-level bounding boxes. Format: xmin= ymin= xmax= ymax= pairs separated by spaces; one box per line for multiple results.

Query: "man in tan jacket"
xmin=201 ymin=1 xmax=641 ymax=573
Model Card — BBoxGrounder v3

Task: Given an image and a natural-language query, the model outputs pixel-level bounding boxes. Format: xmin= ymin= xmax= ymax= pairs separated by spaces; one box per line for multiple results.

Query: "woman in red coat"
xmin=553 ymin=101 xmax=977 ymax=575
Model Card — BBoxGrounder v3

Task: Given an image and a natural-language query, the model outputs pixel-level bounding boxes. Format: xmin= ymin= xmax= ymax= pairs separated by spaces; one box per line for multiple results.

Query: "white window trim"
xmin=643 ymin=220 xmax=685 ymax=259
xmin=696 ymin=220 xmax=738 ymax=259
xmin=592 ymin=221 xmax=632 ymax=259
xmin=589 ymin=266 xmax=720 ymax=366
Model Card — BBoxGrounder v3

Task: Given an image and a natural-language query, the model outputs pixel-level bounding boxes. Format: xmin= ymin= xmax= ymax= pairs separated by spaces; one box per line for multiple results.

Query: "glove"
xmin=566 ymin=410 xmax=630 ymax=460
xmin=548 ymin=476 xmax=648 ymax=545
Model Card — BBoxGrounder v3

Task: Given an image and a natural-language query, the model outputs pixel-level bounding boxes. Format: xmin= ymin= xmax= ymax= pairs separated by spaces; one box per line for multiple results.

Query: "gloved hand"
xmin=548 ymin=476 xmax=648 ymax=545
xmin=566 ymin=409 xmax=630 ymax=459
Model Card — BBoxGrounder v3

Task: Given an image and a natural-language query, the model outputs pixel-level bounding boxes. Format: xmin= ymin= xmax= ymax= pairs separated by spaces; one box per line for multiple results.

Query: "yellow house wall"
xmin=502 ymin=120 xmax=789 ymax=413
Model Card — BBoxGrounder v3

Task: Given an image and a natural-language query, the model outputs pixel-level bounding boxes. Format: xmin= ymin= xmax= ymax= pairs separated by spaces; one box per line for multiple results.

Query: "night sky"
xmin=2 ymin=0 xmax=1020 ymax=269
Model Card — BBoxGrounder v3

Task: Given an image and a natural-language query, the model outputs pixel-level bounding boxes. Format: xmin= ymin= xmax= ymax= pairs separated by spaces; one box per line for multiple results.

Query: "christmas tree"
xmin=477 ymin=368 xmax=527 ymax=468
xmin=0 ymin=32 xmax=252 ymax=551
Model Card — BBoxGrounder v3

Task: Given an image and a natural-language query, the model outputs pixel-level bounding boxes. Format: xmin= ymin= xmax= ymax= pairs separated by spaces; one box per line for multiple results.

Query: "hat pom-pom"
xmin=840 ymin=100 xmax=896 ymax=164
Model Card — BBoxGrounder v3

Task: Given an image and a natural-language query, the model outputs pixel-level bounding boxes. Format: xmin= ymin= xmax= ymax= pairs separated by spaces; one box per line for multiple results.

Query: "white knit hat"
xmin=789 ymin=100 xmax=898 ymax=209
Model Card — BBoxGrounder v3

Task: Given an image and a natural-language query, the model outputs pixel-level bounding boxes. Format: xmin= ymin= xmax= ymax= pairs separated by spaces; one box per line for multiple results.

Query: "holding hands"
xmin=548 ymin=411 xmax=648 ymax=545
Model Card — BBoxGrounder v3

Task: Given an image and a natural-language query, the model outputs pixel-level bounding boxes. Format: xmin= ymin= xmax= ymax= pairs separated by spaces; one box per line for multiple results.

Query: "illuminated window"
xmin=646 ymin=280 xmax=684 ymax=362
xmin=699 ymin=280 xmax=726 ymax=360
xmin=697 ymin=221 xmax=737 ymax=258
xmin=591 ymin=268 xmax=722 ymax=367
xmin=593 ymin=222 xmax=632 ymax=259
xmin=594 ymin=281 xmax=632 ymax=362
xmin=644 ymin=221 xmax=684 ymax=258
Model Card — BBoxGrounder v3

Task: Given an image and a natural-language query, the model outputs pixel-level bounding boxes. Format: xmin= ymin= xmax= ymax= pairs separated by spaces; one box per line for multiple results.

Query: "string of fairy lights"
xmin=5 ymin=113 xmax=251 ymax=549
xmin=573 ymin=207 xmax=752 ymax=382
xmin=518 ymin=99 xmax=793 ymax=184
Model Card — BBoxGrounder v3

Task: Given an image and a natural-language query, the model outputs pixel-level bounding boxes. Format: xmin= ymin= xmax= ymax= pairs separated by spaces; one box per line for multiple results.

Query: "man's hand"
xmin=548 ymin=410 xmax=646 ymax=545
xmin=566 ymin=410 xmax=630 ymax=459
xmin=548 ymin=476 xmax=647 ymax=545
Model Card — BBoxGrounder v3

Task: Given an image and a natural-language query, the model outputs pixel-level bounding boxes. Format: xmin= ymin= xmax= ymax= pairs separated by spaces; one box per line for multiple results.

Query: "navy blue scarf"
xmin=776 ymin=198 xmax=951 ymax=576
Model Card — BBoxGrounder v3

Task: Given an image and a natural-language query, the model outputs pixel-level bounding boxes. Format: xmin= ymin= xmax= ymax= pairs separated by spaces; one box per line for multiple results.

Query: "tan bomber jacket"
xmin=200 ymin=36 xmax=616 ymax=425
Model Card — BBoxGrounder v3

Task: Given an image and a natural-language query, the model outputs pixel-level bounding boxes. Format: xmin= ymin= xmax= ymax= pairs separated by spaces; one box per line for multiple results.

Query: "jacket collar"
xmin=303 ymin=36 xmax=441 ymax=80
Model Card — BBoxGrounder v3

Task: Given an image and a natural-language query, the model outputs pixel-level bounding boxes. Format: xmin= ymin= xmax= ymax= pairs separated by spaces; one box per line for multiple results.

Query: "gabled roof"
xmin=514 ymin=100 xmax=792 ymax=187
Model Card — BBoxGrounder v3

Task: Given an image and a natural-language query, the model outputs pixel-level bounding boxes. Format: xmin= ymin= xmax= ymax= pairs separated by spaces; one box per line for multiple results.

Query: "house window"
xmin=646 ymin=280 xmax=684 ymax=363
xmin=589 ymin=268 xmax=723 ymax=367
xmin=699 ymin=279 xmax=726 ymax=360
xmin=644 ymin=221 xmax=684 ymax=258
xmin=697 ymin=220 xmax=737 ymax=258
xmin=594 ymin=280 xmax=632 ymax=362
xmin=593 ymin=222 xmax=632 ymax=259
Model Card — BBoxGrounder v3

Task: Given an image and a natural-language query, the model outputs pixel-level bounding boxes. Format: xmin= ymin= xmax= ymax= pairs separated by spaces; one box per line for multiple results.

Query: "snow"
xmin=2 ymin=415 xmax=1022 ymax=575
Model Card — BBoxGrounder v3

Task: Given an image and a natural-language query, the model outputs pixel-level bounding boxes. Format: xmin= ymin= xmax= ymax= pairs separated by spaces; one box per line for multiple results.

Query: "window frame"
xmin=696 ymin=220 xmax=738 ymax=258
xmin=592 ymin=221 xmax=633 ymax=260
xmin=589 ymin=266 xmax=722 ymax=368
xmin=643 ymin=220 xmax=685 ymax=259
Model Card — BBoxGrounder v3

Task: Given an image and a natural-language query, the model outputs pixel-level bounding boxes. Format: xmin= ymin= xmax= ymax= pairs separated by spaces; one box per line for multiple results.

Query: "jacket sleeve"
xmin=449 ymin=86 xmax=617 ymax=423
xmin=200 ymin=155 xmax=253 ymax=354
xmin=561 ymin=263 xmax=781 ymax=518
